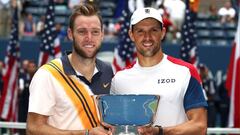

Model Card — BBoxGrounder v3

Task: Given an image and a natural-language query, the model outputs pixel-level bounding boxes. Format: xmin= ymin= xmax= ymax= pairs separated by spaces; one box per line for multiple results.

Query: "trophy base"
xmin=115 ymin=125 xmax=138 ymax=135
xmin=118 ymin=132 xmax=136 ymax=135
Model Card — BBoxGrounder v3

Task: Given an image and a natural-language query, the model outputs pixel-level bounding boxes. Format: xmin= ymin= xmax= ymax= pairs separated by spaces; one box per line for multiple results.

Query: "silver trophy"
xmin=95 ymin=94 xmax=160 ymax=135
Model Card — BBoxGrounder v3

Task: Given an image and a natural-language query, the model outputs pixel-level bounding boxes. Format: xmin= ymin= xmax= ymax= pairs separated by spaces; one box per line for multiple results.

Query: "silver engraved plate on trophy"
xmin=95 ymin=94 xmax=160 ymax=135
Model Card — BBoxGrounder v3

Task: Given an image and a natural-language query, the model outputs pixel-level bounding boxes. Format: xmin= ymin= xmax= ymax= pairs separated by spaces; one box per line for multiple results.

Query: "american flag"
xmin=0 ymin=7 xmax=20 ymax=121
xmin=180 ymin=0 xmax=199 ymax=67
xmin=38 ymin=0 xmax=61 ymax=66
xmin=226 ymin=9 xmax=240 ymax=128
xmin=112 ymin=0 xmax=136 ymax=73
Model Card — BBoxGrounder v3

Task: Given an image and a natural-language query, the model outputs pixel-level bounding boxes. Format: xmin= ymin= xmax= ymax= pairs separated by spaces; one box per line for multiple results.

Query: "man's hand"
xmin=137 ymin=126 xmax=159 ymax=135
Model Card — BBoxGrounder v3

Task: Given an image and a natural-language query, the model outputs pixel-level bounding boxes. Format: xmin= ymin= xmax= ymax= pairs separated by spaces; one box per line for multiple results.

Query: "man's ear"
xmin=128 ymin=29 xmax=134 ymax=42
xmin=161 ymin=27 xmax=166 ymax=40
xmin=101 ymin=29 xmax=104 ymax=41
xmin=67 ymin=28 xmax=73 ymax=41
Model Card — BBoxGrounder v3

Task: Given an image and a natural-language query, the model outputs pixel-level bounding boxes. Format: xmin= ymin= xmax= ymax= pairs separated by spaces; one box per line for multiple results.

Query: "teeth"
xmin=84 ymin=44 xmax=94 ymax=48
xmin=143 ymin=43 xmax=152 ymax=46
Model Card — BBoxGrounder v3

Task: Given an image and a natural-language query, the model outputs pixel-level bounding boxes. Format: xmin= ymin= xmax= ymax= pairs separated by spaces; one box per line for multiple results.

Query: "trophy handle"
xmin=93 ymin=94 xmax=109 ymax=124
xmin=100 ymin=100 xmax=108 ymax=117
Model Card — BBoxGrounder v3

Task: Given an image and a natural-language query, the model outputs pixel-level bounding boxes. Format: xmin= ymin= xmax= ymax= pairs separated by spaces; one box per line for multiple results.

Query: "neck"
xmin=68 ymin=53 xmax=96 ymax=82
xmin=138 ymin=52 xmax=164 ymax=67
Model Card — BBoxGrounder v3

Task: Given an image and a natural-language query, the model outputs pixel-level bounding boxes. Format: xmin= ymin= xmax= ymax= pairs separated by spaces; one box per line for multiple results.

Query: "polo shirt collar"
xmin=61 ymin=51 xmax=103 ymax=76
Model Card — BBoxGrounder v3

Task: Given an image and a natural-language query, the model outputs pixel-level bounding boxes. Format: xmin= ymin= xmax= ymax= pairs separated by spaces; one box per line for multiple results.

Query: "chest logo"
xmin=158 ymin=78 xmax=176 ymax=84
xmin=103 ymin=83 xmax=110 ymax=88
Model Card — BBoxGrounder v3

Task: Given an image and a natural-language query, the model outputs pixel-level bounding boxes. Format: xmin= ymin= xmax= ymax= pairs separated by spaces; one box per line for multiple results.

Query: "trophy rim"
xmin=94 ymin=94 xmax=160 ymax=126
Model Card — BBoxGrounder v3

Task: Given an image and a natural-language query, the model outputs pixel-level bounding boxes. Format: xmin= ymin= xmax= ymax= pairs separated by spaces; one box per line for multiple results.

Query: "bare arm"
xmin=26 ymin=112 xmax=112 ymax=135
xmin=163 ymin=107 xmax=207 ymax=135
xmin=138 ymin=107 xmax=207 ymax=135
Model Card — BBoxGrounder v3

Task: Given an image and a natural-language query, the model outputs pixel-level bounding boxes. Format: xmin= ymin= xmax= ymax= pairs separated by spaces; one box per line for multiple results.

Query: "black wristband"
xmin=155 ymin=125 xmax=163 ymax=135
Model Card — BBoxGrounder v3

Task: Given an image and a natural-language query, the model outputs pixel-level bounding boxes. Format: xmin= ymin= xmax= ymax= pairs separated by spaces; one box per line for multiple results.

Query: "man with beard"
xmin=110 ymin=7 xmax=208 ymax=135
xmin=26 ymin=3 xmax=114 ymax=135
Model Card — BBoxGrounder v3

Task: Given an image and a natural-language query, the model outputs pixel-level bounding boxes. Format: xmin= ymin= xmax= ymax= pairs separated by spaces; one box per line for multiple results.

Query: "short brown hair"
xmin=68 ymin=3 xmax=103 ymax=30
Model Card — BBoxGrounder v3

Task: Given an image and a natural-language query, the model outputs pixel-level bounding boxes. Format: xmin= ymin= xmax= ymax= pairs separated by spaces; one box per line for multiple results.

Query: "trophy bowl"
xmin=95 ymin=94 xmax=160 ymax=135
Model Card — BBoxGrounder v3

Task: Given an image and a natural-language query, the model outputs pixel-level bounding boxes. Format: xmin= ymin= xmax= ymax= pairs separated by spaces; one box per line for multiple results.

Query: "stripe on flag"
xmin=226 ymin=10 xmax=240 ymax=128
xmin=180 ymin=0 xmax=199 ymax=67
xmin=38 ymin=0 xmax=61 ymax=66
xmin=0 ymin=7 xmax=20 ymax=121
xmin=112 ymin=0 xmax=136 ymax=73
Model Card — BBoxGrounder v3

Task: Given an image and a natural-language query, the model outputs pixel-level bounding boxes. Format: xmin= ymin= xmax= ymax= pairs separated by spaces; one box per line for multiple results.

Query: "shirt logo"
xmin=145 ymin=9 xmax=150 ymax=14
xmin=158 ymin=78 xmax=176 ymax=84
xmin=102 ymin=83 xmax=110 ymax=88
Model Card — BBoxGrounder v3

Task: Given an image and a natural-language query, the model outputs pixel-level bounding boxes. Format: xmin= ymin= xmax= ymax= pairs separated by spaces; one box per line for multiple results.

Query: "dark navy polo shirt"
xmin=60 ymin=52 xmax=113 ymax=94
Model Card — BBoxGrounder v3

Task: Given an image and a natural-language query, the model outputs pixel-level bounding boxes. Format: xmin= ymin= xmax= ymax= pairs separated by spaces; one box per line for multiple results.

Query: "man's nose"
xmin=85 ymin=31 xmax=92 ymax=40
xmin=144 ymin=32 xmax=152 ymax=41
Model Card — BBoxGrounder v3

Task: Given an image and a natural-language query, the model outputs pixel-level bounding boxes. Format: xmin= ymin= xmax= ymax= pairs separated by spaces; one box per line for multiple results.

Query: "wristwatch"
xmin=155 ymin=125 xmax=163 ymax=135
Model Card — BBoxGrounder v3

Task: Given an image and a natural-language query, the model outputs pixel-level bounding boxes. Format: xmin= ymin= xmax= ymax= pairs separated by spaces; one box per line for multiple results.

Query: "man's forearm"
xmin=26 ymin=123 xmax=85 ymax=135
xmin=163 ymin=122 xmax=207 ymax=135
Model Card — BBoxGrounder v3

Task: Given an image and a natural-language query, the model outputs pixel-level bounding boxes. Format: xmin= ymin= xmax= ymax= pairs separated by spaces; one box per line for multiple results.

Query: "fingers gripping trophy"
xmin=95 ymin=95 xmax=160 ymax=135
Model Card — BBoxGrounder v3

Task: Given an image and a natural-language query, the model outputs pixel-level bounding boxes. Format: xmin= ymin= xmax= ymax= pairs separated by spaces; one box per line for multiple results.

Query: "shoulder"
xmin=166 ymin=55 xmax=201 ymax=83
xmin=113 ymin=63 xmax=136 ymax=79
xmin=166 ymin=55 xmax=194 ymax=69
xmin=30 ymin=67 xmax=53 ymax=90
xmin=35 ymin=59 xmax=62 ymax=76
xmin=96 ymin=59 xmax=114 ymax=74
xmin=33 ymin=65 xmax=55 ymax=80
xmin=30 ymin=59 xmax=63 ymax=88
xmin=96 ymin=59 xmax=111 ymax=68
xmin=96 ymin=59 xmax=112 ymax=70
xmin=41 ymin=59 xmax=62 ymax=70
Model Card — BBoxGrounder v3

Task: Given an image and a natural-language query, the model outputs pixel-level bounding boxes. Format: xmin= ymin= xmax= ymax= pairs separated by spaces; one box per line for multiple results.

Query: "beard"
xmin=72 ymin=37 xmax=100 ymax=59
xmin=138 ymin=42 xmax=161 ymax=57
